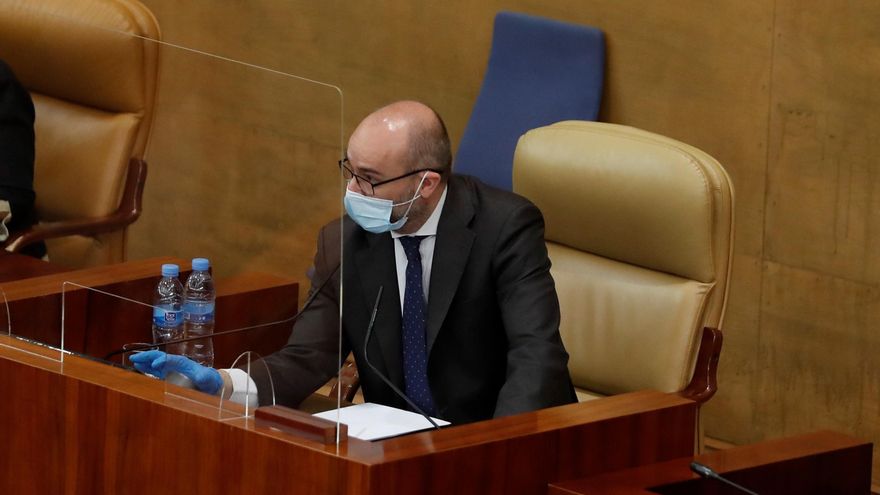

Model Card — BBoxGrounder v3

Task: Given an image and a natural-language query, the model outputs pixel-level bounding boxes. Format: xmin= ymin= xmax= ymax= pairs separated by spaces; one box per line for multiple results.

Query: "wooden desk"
xmin=0 ymin=257 xmax=701 ymax=493
xmin=0 ymin=333 xmax=698 ymax=494
xmin=0 ymin=251 xmax=70 ymax=282
xmin=0 ymin=257 xmax=298 ymax=367
xmin=549 ymin=430 xmax=873 ymax=494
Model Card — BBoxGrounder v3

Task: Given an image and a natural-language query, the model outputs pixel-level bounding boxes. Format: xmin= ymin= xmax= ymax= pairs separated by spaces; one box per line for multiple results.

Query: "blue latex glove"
xmin=129 ymin=350 xmax=223 ymax=395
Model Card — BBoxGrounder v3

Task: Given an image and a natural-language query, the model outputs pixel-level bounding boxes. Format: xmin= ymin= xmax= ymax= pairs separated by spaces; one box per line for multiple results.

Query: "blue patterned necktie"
xmin=398 ymin=235 xmax=436 ymax=416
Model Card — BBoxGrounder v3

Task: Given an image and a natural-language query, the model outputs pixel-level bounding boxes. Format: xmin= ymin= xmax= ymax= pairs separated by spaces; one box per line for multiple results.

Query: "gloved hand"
xmin=129 ymin=350 xmax=223 ymax=395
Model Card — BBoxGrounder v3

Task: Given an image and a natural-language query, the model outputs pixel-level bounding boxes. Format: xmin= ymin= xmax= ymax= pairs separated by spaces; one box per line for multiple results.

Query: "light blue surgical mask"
xmin=344 ymin=173 xmax=427 ymax=233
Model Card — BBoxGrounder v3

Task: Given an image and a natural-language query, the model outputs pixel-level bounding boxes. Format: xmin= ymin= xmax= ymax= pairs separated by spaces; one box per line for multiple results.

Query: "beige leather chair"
xmin=0 ymin=0 xmax=160 ymax=268
xmin=513 ymin=121 xmax=734 ymax=409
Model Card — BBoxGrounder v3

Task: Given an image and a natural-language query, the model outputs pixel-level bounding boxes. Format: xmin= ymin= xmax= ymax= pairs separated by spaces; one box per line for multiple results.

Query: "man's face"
xmin=346 ymin=111 xmax=427 ymax=218
xmin=345 ymin=150 xmax=425 ymax=223
xmin=344 ymin=109 xmax=442 ymax=231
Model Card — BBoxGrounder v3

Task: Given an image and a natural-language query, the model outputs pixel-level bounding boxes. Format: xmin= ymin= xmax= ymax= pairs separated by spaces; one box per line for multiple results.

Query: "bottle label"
xmin=184 ymin=302 xmax=215 ymax=324
xmin=153 ymin=306 xmax=183 ymax=328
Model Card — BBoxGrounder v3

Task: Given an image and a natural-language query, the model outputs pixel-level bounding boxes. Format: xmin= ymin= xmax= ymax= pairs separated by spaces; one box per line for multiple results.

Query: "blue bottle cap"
xmin=192 ymin=258 xmax=210 ymax=271
xmin=161 ymin=264 xmax=179 ymax=277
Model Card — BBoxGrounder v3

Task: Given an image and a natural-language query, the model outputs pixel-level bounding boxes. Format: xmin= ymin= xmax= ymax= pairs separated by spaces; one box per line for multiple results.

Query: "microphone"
xmin=362 ymin=285 xmax=440 ymax=430
xmin=105 ymin=262 xmax=340 ymax=361
xmin=690 ymin=461 xmax=760 ymax=495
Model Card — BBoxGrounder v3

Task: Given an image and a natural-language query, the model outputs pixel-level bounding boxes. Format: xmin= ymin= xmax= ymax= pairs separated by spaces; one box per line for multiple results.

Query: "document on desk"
xmin=313 ymin=402 xmax=450 ymax=441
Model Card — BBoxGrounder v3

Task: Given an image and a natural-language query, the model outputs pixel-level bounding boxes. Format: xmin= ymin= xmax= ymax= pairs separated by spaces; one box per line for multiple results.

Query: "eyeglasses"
xmin=338 ymin=157 xmax=441 ymax=197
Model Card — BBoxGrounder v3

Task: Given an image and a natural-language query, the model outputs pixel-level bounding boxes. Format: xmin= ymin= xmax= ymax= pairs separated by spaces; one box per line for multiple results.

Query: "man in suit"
xmin=134 ymin=100 xmax=574 ymax=424
xmin=0 ymin=59 xmax=45 ymax=259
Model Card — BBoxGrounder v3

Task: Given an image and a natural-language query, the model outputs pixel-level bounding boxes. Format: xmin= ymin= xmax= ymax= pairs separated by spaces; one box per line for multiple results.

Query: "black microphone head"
xmin=690 ymin=461 xmax=716 ymax=478
xmin=690 ymin=461 xmax=760 ymax=495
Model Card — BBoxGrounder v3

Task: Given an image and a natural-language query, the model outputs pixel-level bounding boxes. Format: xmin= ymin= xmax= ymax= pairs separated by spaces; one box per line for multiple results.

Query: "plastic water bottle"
xmin=152 ymin=264 xmax=184 ymax=354
xmin=183 ymin=257 xmax=215 ymax=367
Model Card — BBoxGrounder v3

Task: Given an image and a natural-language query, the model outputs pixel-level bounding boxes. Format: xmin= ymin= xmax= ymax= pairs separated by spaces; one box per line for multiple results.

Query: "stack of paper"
xmin=313 ymin=402 xmax=450 ymax=441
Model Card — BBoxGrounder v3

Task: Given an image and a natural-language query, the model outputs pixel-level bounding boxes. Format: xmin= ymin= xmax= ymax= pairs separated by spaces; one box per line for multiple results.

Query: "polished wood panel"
xmin=548 ymin=431 xmax=872 ymax=494
xmin=0 ymin=256 xmax=183 ymax=301
xmin=356 ymin=394 xmax=696 ymax=494
xmin=0 ymin=334 xmax=697 ymax=494
xmin=0 ymin=252 xmax=70 ymax=282
xmin=0 ymin=256 xmax=186 ymax=349
xmin=255 ymin=405 xmax=347 ymax=445
xmin=0 ymin=257 xmax=298 ymax=367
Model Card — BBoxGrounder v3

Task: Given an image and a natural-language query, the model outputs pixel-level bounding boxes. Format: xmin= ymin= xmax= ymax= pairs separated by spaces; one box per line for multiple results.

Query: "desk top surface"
xmin=549 ymin=430 xmax=872 ymax=494
xmin=0 ymin=251 xmax=70 ymax=282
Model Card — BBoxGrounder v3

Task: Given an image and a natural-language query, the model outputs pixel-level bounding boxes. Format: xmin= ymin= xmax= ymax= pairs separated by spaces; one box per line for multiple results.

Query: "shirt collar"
xmin=391 ymin=184 xmax=447 ymax=238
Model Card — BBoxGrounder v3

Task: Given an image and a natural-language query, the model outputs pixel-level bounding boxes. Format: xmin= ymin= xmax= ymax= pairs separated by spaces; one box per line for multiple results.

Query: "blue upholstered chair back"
xmin=454 ymin=11 xmax=605 ymax=190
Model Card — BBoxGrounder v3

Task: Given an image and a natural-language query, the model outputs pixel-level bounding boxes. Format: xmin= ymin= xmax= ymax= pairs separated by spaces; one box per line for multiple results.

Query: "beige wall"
xmin=134 ymin=0 xmax=880 ymax=481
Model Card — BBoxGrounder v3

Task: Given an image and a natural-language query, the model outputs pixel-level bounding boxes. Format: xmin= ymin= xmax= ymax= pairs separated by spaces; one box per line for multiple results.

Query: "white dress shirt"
xmin=390 ymin=185 xmax=447 ymax=310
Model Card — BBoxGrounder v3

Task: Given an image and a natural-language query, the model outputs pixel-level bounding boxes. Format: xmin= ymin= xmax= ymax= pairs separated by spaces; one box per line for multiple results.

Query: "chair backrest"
xmin=0 ymin=0 xmax=159 ymax=267
xmin=513 ymin=121 xmax=734 ymax=399
xmin=455 ymin=11 xmax=605 ymax=191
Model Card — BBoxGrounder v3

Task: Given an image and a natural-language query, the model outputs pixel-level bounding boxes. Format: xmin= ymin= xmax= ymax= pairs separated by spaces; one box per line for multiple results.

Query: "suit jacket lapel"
xmin=426 ymin=177 xmax=475 ymax=356
xmin=353 ymin=231 xmax=404 ymax=388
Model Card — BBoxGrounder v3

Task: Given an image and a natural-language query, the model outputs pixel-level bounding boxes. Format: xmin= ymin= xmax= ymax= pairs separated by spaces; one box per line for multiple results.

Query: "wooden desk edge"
xmin=0 ymin=334 xmax=696 ymax=467
xmin=548 ymin=430 xmax=873 ymax=494
xmin=0 ymin=256 xmax=187 ymax=300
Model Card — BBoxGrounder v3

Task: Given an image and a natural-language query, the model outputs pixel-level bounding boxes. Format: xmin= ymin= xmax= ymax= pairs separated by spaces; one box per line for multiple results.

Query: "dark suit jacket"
xmin=251 ymin=174 xmax=575 ymax=424
xmin=0 ymin=59 xmax=44 ymax=258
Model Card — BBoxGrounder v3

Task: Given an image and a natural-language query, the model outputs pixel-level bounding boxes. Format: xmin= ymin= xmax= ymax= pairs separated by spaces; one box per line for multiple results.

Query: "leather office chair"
xmin=513 ymin=121 xmax=734 ymax=411
xmin=0 ymin=0 xmax=160 ymax=268
xmin=455 ymin=11 xmax=605 ymax=191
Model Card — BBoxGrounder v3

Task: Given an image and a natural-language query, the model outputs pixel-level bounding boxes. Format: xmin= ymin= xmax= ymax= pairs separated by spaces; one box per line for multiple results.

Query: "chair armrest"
xmin=4 ymin=158 xmax=147 ymax=253
xmin=679 ymin=326 xmax=723 ymax=405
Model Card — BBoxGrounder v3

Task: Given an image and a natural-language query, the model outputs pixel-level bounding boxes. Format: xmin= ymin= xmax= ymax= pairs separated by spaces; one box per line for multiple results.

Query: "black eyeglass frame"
xmin=338 ymin=157 xmax=442 ymax=196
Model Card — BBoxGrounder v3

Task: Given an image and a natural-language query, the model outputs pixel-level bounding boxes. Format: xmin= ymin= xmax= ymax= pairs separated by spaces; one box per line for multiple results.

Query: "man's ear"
xmin=419 ymin=171 xmax=443 ymax=199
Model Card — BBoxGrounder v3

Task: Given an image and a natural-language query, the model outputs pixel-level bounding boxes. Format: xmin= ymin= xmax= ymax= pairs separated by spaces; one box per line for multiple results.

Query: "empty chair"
xmin=513 ymin=121 xmax=734 ymax=413
xmin=0 ymin=0 xmax=160 ymax=268
xmin=455 ymin=11 xmax=605 ymax=190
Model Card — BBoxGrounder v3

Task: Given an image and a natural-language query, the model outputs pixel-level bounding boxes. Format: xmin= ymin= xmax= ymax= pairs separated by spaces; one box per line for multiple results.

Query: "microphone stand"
xmin=690 ymin=461 xmax=760 ymax=495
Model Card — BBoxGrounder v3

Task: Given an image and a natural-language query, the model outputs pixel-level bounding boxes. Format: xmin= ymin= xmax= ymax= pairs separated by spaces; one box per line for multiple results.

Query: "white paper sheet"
xmin=313 ymin=402 xmax=450 ymax=441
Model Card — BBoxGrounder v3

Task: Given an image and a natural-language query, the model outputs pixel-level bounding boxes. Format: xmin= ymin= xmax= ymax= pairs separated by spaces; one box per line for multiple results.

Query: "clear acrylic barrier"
xmin=218 ymin=352 xmax=274 ymax=420
xmin=0 ymin=283 xmax=64 ymax=363
xmin=0 ymin=288 xmax=8 ymax=337
xmin=157 ymin=351 xmax=276 ymax=422
xmin=0 ymin=286 xmax=22 ymax=355
xmin=121 ymin=342 xmax=157 ymax=368
xmin=139 ymin=35 xmax=344 ymax=431
xmin=61 ymin=281 xmax=159 ymax=367
xmin=60 ymin=282 xmax=286 ymax=421
xmin=14 ymin=8 xmax=348 ymax=447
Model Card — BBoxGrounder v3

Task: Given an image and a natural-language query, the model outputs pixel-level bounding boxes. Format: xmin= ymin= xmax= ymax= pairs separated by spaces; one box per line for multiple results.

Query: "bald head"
xmin=348 ymin=100 xmax=451 ymax=180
